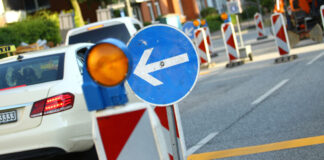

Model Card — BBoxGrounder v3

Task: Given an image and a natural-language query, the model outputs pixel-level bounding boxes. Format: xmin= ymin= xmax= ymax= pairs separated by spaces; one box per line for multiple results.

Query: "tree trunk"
xmin=70 ymin=0 xmax=85 ymax=27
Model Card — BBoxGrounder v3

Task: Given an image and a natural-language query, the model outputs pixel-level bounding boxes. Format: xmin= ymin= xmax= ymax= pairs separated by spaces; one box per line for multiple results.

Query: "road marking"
xmin=187 ymin=134 xmax=324 ymax=160
xmin=306 ymin=52 xmax=324 ymax=66
xmin=186 ymin=132 xmax=219 ymax=156
xmin=251 ymin=79 xmax=289 ymax=106
xmin=199 ymin=71 xmax=210 ymax=76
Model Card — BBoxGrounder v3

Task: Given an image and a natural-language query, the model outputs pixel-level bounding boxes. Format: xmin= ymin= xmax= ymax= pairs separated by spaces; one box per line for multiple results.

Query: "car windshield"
xmin=0 ymin=54 xmax=64 ymax=91
xmin=68 ymin=23 xmax=131 ymax=44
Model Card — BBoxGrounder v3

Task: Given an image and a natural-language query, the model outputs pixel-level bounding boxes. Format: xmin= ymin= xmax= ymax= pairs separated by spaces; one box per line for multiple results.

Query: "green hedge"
xmin=199 ymin=7 xmax=223 ymax=32
xmin=241 ymin=6 xmax=258 ymax=20
xmin=205 ymin=15 xmax=222 ymax=32
xmin=0 ymin=16 xmax=61 ymax=47
xmin=200 ymin=7 xmax=218 ymax=18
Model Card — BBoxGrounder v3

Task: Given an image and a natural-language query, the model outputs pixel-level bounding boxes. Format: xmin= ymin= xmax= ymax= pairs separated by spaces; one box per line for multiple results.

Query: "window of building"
xmin=133 ymin=6 xmax=143 ymax=22
xmin=197 ymin=0 xmax=206 ymax=11
xmin=154 ymin=2 xmax=161 ymax=16
xmin=24 ymin=0 xmax=50 ymax=13
xmin=147 ymin=2 xmax=155 ymax=22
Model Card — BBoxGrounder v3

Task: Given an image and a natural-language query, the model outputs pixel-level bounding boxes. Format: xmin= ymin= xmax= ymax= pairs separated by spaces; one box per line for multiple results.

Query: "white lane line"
xmin=186 ymin=132 xmax=219 ymax=156
xmin=251 ymin=79 xmax=290 ymax=106
xmin=307 ymin=52 xmax=324 ymax=66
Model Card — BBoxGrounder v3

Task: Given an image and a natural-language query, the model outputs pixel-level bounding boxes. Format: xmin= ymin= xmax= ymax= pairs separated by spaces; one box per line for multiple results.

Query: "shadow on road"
xmin=29 ymin=147 xmax=98 ymax=160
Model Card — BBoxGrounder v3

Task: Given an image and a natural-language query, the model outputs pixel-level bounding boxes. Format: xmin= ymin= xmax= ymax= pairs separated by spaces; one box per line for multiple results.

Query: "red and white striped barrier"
xmin=321 ymin=5 xmax=324 ymax=29
xmin=154 ymin=105 xmax=186 ymax=160
xmin=93 ymin=103 xmax=169 ymax=160
xmin=194 ymin=27 xmax=211 ymax=64
xmin=203 ymin=27 xmax=214 ymax=53
xmin=271 ymin=13 xmax=290 ymax=56
xmin=221 ymin=23 xmax=240 ymax=61
xmin=254 ymin=13 xmax=266 ymax=38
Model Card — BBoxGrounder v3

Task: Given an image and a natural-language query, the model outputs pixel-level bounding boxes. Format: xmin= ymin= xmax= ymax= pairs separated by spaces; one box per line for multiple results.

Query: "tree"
xmin=245 ymin=0 xmax=275 ymax=14
xmin=70 ymin=0 xmax=85 ymax=27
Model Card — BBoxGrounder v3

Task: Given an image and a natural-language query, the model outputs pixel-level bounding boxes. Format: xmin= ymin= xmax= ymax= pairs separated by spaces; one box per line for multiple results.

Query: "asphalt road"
xmin=179 ymin=38 xmax=324 ymax=160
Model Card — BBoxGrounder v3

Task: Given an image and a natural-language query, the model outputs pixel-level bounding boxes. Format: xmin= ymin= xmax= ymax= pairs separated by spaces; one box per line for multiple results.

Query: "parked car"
xmin=0 ymin=43 xmax=97 ymax=159
xmin=0 ymin=17 xmax=143 ymax=160
xmin=65 ymin=17 xmax=142 ymax=45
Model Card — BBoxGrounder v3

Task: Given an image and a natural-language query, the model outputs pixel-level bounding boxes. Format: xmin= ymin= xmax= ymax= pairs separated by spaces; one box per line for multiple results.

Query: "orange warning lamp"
xmin=87 ymin=43 xmax=129 ymax=87
xmin=221 ymin=12 xmax=228 ymax=21
xmin=83 ymin=38 xmax=132 ymax=111
xmin=193 ymin=19 xmax=200 ymax=27
xmin=201 ymin=19 xmax=206 ymax=26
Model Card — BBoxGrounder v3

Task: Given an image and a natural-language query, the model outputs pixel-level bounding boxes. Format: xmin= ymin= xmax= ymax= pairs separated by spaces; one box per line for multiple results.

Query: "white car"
xmin=0 ymin=43 xmax=96 ymax=159
xmin=0 ymin=17 xmax=143 ymax=159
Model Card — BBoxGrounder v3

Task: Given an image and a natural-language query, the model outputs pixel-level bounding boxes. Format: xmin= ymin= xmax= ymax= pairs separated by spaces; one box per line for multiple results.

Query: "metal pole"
xmin=166 ymin=105 xmax=180 ymax=160
xmin=256 ymin=0 xmax=262 ymax=15
xmin=236 ymin=14 xmax=244 ymax=47
xmin=125 ymin=0 xmax=133 ymax=17
xmin=173 ymin=104 xmax=187 ymax=159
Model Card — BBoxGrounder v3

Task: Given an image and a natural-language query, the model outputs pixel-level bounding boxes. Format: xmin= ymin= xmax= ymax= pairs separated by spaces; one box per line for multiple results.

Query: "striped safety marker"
xmin=154 ymin=105 xmax=186 ymax=160
xmin=254 ymin=13 xmax=266 ymax=38
xmin=271 ymin=13 xmax=290 ymax=56
xmin=93 ymin=104 xmax=169 ymax=160
xmin=321 ymin=5 xmax=324 ymax=29
xmin=221 ymin=23 xmax=240 ymax=62
xmin=203 ymin=27 xmax=214 ymax=53
xmin=194 ymin=27 xmax=211 ymax=64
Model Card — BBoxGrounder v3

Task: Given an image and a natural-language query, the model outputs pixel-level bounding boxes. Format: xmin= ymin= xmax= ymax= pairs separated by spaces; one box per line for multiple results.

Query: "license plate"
xmin=0 ymin=110 xmax=17 ymax=125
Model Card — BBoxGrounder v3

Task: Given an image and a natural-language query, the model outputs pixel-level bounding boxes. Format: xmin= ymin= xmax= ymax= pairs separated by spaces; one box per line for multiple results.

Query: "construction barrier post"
xmin=271 ymin=13 xmax=298 ymax=63
xmin=194 ymin=28 xmax=212 ymax=65
xmin=93 ymin=104 xmax=169 ymax=160
xmin=321 ymin=5 xmax=324 ymax=30
xmin=221 ymin=22 xmax=244 ymax=67
xmin=254 ymin=13 xmax=267 ymax=40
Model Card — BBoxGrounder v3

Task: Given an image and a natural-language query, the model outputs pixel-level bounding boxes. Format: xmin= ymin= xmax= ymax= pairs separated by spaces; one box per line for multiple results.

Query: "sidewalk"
xmin=210 ymin=26 xmax=275 ymax=54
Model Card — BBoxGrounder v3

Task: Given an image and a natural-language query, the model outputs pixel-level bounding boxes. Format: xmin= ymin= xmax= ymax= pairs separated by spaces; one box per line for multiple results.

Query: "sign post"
xmin=127 ymin=24 xmax=199 ymax=160
xmin=153 ymin=104 xmax=187 ymax=160
xmin=227 ymin=0 xmax=243 ymax=47
xmin=225 ymin=0 xmax=253 ymax=65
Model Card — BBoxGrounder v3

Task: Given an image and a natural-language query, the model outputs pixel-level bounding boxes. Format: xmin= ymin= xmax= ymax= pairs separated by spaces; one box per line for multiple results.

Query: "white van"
xmin=65 ymin=17 xmax=143 ymax=45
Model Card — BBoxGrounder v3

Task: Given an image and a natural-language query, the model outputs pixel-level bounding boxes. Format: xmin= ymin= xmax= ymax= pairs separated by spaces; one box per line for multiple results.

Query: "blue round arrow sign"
xmin=127 ymin=25 xmax=199 ymax=106
xmin=182 ymin=21 xmax=195 ymax=39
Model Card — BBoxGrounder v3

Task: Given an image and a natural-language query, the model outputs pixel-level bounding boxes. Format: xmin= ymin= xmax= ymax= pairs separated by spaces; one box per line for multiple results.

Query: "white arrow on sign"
xmin=184 ymin=27 xmax=194 ymax=37
xmin=134 ymin=48 xmax=189 ymax=86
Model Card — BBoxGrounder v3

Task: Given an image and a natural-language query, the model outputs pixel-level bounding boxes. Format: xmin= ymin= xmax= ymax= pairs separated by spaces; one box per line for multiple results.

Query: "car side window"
xmin=133 ymin=23 xmax=141 ymax=31
xmin=76 ymin=47 xmax=88 ymax=74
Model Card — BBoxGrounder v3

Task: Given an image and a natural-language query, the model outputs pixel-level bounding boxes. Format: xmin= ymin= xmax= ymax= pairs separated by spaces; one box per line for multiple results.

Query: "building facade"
xmin=0 ymin=0 xmax=208 ymax=25
xmin=131 ymin=0 xmax=200 ymax=23
xmin=196 ymin=0 xmax=227 ymax=14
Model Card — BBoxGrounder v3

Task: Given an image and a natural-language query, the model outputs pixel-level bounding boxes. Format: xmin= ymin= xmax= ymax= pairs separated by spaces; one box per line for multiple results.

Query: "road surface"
xmin=181 ymin=38 xmax=324 ymax=160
